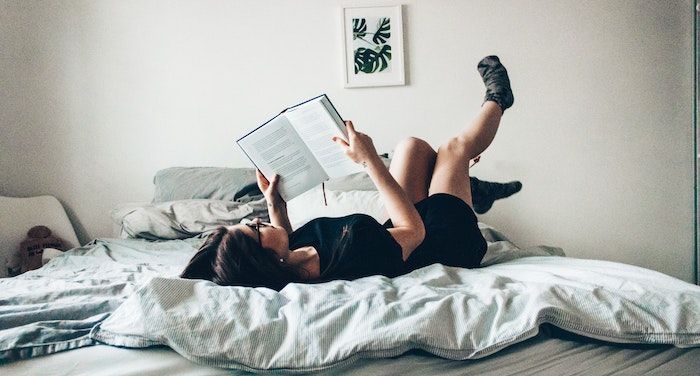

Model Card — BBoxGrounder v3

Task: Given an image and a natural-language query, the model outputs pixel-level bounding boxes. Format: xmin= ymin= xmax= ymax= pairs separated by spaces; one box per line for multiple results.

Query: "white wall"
xmin=1 ymin=0 xmax=695 ymax=282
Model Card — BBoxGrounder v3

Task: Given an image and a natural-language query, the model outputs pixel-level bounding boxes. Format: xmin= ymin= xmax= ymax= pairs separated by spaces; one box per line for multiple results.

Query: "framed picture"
xmin=341 ymin=5 xmax=405 ymax=88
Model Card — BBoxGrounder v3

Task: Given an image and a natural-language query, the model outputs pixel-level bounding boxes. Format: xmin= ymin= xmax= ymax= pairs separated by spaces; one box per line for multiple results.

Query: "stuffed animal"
xmin=18 ymin=226 xmax=66 ymax=273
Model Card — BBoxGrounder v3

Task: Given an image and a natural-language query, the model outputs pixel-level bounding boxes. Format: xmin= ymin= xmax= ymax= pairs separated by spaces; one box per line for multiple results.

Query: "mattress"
xmin=4 ymin=329 xmax=699 ymax=376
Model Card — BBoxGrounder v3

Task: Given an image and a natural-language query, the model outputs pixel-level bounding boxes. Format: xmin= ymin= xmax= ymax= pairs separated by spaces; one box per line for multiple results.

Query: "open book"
xmin=236 ymin=94 xmax=363 ymax=201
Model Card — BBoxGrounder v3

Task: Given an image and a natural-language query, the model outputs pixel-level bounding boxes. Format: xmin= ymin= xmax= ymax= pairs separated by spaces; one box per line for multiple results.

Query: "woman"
xmin=181 ymin=55 xmax=514 ymax=290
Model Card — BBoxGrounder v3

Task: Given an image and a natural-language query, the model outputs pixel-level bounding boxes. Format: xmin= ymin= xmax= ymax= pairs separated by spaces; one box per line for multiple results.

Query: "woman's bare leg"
xmin=428 ymin=56 xmax=513 ymax=207
xmin=389 ymin=137 xmax=437 ymax=204
xmin=428 ymin=102 xmax=503 ymax=207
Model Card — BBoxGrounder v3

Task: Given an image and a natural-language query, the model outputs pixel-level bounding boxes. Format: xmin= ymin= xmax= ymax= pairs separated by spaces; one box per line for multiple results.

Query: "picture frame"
xmin=341 ymin=5 xmax=405 ymax=88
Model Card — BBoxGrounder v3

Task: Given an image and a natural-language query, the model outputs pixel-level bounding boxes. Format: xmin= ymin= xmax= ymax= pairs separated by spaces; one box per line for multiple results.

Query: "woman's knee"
xmin=395 ymin=137 xmax=435 ymax=157
xmin=438 ymin=136 xmax=474 ymax=161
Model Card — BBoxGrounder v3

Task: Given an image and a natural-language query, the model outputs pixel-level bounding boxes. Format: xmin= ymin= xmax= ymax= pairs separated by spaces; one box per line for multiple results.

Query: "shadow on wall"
xmin=0 ymin=2 xmax=98 ymax=244
xmin=59 ymin=199 xmax=87 ymax=246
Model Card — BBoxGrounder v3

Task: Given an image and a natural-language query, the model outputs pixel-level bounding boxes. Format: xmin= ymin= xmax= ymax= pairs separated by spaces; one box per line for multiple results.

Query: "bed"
xmin=2 ymin=166 xmax=699 ymax=375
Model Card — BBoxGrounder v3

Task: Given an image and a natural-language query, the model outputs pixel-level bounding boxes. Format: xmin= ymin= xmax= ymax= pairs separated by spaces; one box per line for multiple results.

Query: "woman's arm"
xmin=268 ymin=201 xmax=293 ymax=235
xmin=256 ymin=170 xmax=293 ymax=234
xmin=332 ymin=121 xmax=425 ymax=260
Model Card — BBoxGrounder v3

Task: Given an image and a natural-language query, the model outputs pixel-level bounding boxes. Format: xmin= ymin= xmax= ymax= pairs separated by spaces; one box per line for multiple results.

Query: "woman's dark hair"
xmin=180 ymin=226 xmax=309 ymax=291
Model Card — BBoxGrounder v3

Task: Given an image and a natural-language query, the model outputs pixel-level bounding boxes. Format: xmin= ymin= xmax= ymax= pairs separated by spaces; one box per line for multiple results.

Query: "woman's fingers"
xmin=332 ymin=136 xmax=350 ymax=148
xmin=344 ymin=120 xmax=355 ymax=134
xmin=256 ymin=169 xmax=269 ymax=188
xmin=269 ymin=174 xmax=280 ymax=192
xmin=267 ymin=174 xmax=285 ymax=205
xmin=338 ymin=121 xmax=376 ymax=164
xmin=345 ymin=121 xmax=361 ymax=141
xmin=256 ymin=170 xmax=281 ymax=194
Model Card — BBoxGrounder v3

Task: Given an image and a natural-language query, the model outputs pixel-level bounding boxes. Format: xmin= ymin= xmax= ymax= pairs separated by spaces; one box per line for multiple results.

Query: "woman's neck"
xmin=287 ymin=246 xmax=320 ymax=280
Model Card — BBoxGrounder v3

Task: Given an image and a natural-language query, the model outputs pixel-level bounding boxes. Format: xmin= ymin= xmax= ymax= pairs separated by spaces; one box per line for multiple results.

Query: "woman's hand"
xmin=256 ymin=170 xmax=285 ymax=208
xmin=331 ymin=121 xmax=379 ymax=166
xmin=256 ymin=170 xmax=293 ymax=233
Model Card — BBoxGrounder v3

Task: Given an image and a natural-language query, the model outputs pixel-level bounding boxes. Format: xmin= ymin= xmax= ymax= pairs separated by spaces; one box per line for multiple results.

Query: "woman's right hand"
xmin=331 ymin=121 xmax=379 ymax=166
xmin=256 ymin=170 xmax=285 ymax=208
xmin=256 ymin=169 xmax=293 ymax=233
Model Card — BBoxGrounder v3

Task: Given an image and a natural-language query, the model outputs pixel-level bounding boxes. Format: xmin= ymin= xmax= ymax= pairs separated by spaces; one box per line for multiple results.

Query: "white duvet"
xmin=92 ymin=256 xmax=700 ymax=374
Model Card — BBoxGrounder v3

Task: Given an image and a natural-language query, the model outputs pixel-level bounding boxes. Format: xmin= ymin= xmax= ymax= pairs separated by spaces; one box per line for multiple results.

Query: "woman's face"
xmin=229 ymin=219 xmax=290 ymax=260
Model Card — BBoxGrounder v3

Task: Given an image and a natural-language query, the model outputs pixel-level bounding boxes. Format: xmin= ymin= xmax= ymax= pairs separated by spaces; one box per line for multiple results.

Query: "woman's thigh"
xmin=389 ymin=137 xmax=436 ymax=204
xmin=428 ymin=137 xmax=473 ymax=207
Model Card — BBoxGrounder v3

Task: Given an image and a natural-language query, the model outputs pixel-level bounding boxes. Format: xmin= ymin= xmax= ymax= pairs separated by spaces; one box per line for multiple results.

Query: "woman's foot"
xmin=477 ymin=55 xmax=514 ymax=113
xmin=470 ymin=177 xmax=522 ymax=214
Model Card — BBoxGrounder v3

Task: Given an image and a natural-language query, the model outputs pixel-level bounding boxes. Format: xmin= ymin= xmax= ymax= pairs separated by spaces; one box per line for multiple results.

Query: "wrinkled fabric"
xmin=0 ymin=224 xmax=559 ymax=363
xmin=115 ymin=198 xmax=269 ymax=240
xmin=152 ymin=167 xmax=257 ymax=203
xmin=0 ymin=237 xmax=203 ymax=360
xmin=92 ymin=257 xmax=700 ymax=374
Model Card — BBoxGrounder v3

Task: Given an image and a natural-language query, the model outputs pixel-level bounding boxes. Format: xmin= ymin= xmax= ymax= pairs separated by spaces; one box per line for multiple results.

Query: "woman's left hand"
xmin=256 ymin=170 xmax=285 ymax=207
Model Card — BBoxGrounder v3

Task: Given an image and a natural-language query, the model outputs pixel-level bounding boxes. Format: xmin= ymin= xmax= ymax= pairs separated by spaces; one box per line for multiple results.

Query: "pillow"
xmin=322 ymin=155 xmax=391 ymax=191
xmin=286 ymin=187 xmax=387 ymax=230
xmin=112 ymin=199 xmax=269 ymax=240
xmin=152 ymin=167 xmax=257 ymax=203
xmin=110 ymin=201 xmax=150 ymax=238
xmin=151 ymin=158 xmax=390 ymax=204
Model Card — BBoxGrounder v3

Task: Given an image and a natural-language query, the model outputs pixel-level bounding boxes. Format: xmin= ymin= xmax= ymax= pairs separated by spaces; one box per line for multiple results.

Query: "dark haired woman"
xmin=181 ymin=56 xmax=514 ymax=291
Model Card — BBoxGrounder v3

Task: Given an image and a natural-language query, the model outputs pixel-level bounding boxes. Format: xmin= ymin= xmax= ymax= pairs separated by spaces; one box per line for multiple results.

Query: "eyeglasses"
xmin=244 ymin=220 xmax=272 ymax=245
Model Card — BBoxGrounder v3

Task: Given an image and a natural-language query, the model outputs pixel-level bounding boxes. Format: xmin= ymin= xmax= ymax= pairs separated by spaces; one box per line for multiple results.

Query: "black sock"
xmin=471 ymin=177 xmax=522 ymax=214
xmin=477 ymin=55 xmax=514 ymax=113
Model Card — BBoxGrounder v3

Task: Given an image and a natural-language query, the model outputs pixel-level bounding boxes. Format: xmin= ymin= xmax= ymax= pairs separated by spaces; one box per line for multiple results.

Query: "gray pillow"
xmin=152 ymin=167 xmax=257 ymax=203
xmin=116 ymin=199 xmax=269 ymax=240
xmin=153 ymin=157 xmax=390 ymax=202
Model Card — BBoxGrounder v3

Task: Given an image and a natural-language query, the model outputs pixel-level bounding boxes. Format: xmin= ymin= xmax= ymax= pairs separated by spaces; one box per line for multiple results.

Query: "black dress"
xmin=288 ymin=193 xmax=487 ymax=282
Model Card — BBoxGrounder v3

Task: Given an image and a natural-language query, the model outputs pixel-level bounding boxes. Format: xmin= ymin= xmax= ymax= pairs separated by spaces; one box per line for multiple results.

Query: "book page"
xmin=285 ymin=98 xmax=363 ymax=179
xmin=237 ymin=116 xmax=328 ymax=201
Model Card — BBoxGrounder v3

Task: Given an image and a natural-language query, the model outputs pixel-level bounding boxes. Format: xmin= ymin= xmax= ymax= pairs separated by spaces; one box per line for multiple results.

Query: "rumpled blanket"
xmin=0 ymin=225 xmax=560 ymax=363
xmin=0 ymin=237 xmax=201 ymax=360
xmin=90 ymin=257 xmax=700 ymax=373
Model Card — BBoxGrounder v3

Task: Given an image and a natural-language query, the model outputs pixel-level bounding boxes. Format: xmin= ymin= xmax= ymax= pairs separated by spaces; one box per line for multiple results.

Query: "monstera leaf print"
xmin=354 ymin=45 xmax=392 ymax=74
xmin=350 ymin=15 xmax=392 ymax=75
xmin=354 ymin=48 xmax=366 ymax=74
xmin=372 ymin=18 xmax=391 ymax=44
xmin=352 ymin=18 xmax=367 ymax=40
